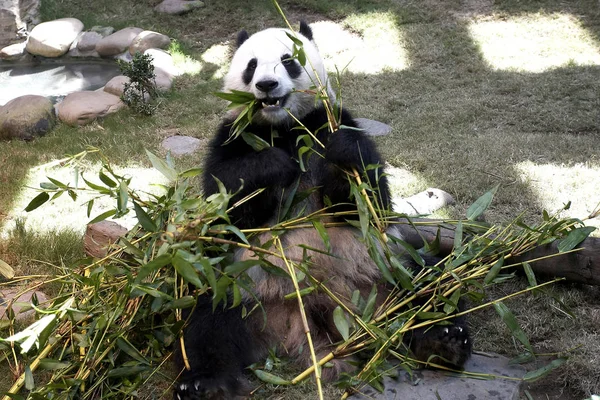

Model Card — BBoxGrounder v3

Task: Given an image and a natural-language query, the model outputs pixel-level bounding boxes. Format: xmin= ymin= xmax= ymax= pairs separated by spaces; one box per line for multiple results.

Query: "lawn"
xmin=0 ymin=0 xmax=599 ymax=398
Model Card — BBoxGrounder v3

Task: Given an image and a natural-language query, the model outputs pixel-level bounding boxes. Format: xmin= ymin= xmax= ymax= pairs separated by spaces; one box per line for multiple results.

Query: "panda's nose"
xmin=255 ymin=79 xmax=279 ymax=93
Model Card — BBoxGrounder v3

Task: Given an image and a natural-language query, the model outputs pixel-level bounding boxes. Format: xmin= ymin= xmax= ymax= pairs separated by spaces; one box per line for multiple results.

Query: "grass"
xmin=0 ymin=0 xmax=599 ymax=398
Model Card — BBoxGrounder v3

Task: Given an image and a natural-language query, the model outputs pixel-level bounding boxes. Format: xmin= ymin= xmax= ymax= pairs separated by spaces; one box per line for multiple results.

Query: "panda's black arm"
xmin=321 ymin=117 xmax=391 ymax=211
xmin=202 ymin=121 xmax=300 ymax=227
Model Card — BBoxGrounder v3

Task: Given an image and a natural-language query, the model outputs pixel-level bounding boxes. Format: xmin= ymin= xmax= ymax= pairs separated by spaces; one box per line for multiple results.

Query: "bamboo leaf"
xmin=484 ymin=256 xmax=504 ymax=285
xmin=179 ymin=167 xmax=203 ymax=178
xmin=25 ymin=365 xmax=34 ymax=390
xmin=169 ymin=296 xmax=196 ymax=309
xmin=558 ymin=226 xmax=596 ymax=252
xmin=198 ymin=257 xmax=217 ymax=293
xmin=312 ymin=220 xmax=331 ymax=252
xmin=99 ymin=171 xmax=117 ymax=188
xmin=223 ymin=225 xmax=249 ymax=245
xmin=88 ymin=209 xmax=117 ymax=224
xmin=146 ymin=149 xmax=178 ymax=181
xmin=254 ymin=369 xmax=292 ymax=385
xmin=136 ymin=254 xmax=172 ymax=283
xmin=466 ymin=185 xmax=499 ymax=221
xmin=284 ymin=287 xmax=315 ymax=300
xmin=134 ymin=201 xmax=158 ymax=232
xmin=116 ymin=337 xmax=150 ymax=365
xmin=522 ymin=262 xmax=538 ymax=287
xmin=362 ymin=285 xmax=378 ymax=321
xmin=333 ymin=306 xmax=350 ymax=341
xmin=523 ymin=358 xmax=567 ymax=382
xmin=493 ymin=302 xmax=533 ymax=353
xmin=241 ymin=132 xmax=271 ymax=151
xmin=25 ymin=192 xmax=50 ymax=212
xmin=118 ymin=180 xmax=129 ymax=212
xmin=38 ymin=359 xmax=70 ymax=370
xmin=173 ymin=253 xmax=203 ymax=288
xmin=0 ymin=259 xmax=15 ymax=279
xmin=107 ymin=365 xmax=149 ymax=377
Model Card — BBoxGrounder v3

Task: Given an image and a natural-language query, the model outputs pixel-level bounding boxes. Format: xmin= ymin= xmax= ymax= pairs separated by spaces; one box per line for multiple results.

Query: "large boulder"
xmin=0 ymin=40 xmax=28 ymax=61
xmin=77 ymin=31 xmax=103 ymax=52
xmin=144 ymin=48 xmax=180 ymax=77
xmin=103 ymin=75 xmax=130 ymax=97
xmin=129 ymin=30 xmax=171 ymax=55
xmin=0 ymin=9 xmax=19 ymax=47
xmin=95 ymin=27 xmax=143 ymax=57
xmin=0 ymin=95 xmax=55 ymax=141
xmin=0 ymin=0 xmax=39 ymax=47
xmin=26 ymin=17 xmax=84 ymax=57
xmin=56 ymin=91 xmax=125 ymax=126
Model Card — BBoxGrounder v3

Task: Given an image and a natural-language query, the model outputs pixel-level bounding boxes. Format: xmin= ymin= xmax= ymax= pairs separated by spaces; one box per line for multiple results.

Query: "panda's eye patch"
xmin=281 ymin=53 xmax=302 ymax=79
xmin=242 ymin=58 xmax=258 ymax=85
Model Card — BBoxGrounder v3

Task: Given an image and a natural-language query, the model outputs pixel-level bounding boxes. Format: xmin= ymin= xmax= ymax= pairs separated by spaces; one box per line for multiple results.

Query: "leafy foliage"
xmin=118 ymin=53 xmax=158 ymax=116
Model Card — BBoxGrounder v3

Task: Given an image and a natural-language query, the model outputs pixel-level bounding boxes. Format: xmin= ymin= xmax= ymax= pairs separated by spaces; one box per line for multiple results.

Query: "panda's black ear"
xmin=299 ymin=21 xmax=313 ymax=41
xmin=237 ymin=30 xmax=249 ymax=47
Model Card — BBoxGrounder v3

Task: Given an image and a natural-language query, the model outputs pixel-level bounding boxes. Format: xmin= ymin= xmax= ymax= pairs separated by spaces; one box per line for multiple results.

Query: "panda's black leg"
xmin=409 ymin=314 xmax=472 ymax=368
xmin=173 ymin=296 xmax=258 ymax=400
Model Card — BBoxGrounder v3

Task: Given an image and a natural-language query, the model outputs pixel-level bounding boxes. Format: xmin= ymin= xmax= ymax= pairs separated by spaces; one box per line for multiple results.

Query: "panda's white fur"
xmin=223 ymin=27 xmax=334 ymax=125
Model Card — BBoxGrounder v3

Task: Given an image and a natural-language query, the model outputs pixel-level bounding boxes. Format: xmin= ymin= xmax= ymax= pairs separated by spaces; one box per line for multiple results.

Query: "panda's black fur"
xmin=174 ymin=22 xmax=471 ymax=400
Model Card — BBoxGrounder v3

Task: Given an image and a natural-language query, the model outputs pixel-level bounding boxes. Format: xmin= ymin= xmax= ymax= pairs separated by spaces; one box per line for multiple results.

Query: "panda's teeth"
xmin=261 ymin=99 xmax=281 ymax=108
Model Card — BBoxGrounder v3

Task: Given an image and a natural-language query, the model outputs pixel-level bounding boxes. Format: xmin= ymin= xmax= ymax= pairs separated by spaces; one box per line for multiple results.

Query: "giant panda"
xmin=174 ymin=22 xmax=471 ymax=400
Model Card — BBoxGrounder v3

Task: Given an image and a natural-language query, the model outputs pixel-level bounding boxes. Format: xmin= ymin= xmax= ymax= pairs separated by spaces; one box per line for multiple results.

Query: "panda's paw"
xmin=173 ymin=375 xmax=251 ymax=400
xmin=412 ymin=323 xmax=472 ymax=368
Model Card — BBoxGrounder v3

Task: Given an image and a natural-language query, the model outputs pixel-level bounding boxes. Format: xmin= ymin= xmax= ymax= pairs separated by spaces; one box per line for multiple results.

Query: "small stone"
xmin=26 ymin=17 xmax=84 ymax=57
xmin=0 ymin=95 xmax=55 ymax=141
xmin=130 ymin=30 xmax=171 ymax=55
xmin=354 ymin=117 xmax=392 ymax=136
xmin=155 ymin=67 xmax=174 ymax=92
xmin=161 ymin=135 xmax=202 ymax=156
xmin=95 ymin=27 xmax=144 ymax=57
xmin=0 ymin=41 xmax=27 ymax=61
xmin=0 ymin=289 xmax=48 ymax=321
xmin=56 ymin=91 xmax=125 ymax=126
xmin=84 ymin=221 xmax=128 ymax=258
xmin=154 ymin=0 xmax=204 ymax=15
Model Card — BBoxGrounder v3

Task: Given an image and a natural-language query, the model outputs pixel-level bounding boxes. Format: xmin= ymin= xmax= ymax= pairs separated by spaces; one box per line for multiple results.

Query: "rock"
xmin=0 ymin=95 xmax=55 ymax=141
xmin=161 ymin=135 xmax=202 ymax=156
xmin=83 ymin=221 xmax=128 ymax=258
xmin=0 ymin=40 xmax=27 ymax=60
xmin=77 ymin=31 xmax=103 ymax=52
xmin=393 ymin=188 xmax=455 ymax=216
xmin=129 ymin=30 xmax=171 ymax=55
xmin=144 ymin=48 xmax=180 ymax=76
xmin=0 ymin=289 xmax=48 ymax=321
xmin=95 ymin=27 xmax=143 ymax=57
xmin=0 ymin=9 xmax=19 ymax=47
xmin=56 ymin=90 xmax=125 ymax=126
xmin=154 ymin=0 xmax=204 ymax=15
xmin=348 ymin=353 xmax=526 ymax=400
xmin=104 ymin=75 xmax=130 ymax=97
xmin=26 ymin=17 xmax=84 ymax=57
xmin=155 ymin=67 xmax=174 ymax=92
xmin=354 ymin=118 xmax=392 ymax=136
xmin=66 ymin=47 xmax=100 ymax=58
xmin=90 ymin=25 xmax=114 ymax=37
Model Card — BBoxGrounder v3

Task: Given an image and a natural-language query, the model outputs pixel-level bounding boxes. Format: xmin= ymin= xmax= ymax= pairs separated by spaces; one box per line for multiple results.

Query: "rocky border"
xmin=0 ymin=18 xmax=182 ymax=140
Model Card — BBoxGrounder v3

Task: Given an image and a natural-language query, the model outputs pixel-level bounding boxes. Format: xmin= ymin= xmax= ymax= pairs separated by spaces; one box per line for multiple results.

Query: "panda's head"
xmin=223 ymin=22 xmax=332 ymax=126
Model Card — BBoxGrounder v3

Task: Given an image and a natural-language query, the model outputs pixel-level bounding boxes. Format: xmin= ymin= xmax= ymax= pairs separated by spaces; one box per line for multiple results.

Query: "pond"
xmin=0 ymin=61 xmax=121 ymax=106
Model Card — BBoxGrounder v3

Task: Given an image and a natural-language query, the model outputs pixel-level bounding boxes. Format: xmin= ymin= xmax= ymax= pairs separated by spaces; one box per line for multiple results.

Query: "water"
xmin=0 ymin=61 xmax=121 ymax=106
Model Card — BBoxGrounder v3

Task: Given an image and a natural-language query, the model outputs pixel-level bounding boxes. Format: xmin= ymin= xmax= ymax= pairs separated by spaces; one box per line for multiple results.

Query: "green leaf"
xmin=214 ymin=90 xmax=256 ymax=103
xmin=466 ymin=185 xmax=499 ymax=221
xmin=223 ymin=225 xmax=249 ymax=245
xmin=37 ymin=359 xmax=70 ymax=370
xmin=558 ymin=226 xmax=596 ymax=252
xmin=88 ymin=209 xmax=117 ymax=225
xmin=312 ymin=220 xmax=331 ymax=252
xmin=118 ymin=180 xmax=129 ymax=212
xmin=0 ymin=259 xmax=15 ymax=279
xmin=179 ymin=167 xmax=203 ymax=178
xmin=99 ymin=171 xmax=117 ymax=188
xmin=134 ymin=202 xmax=158 ymax=232
xmin=362 ymin=285 xmax=378 ymax=321
xmin=523 ymin=358 xmax=566 ymax=382
xmin=39 ymin=182 xmax=58 ymax=190
xmin=493 ymin=302 xmax=532 ymax=353
xmin=333 ymin=306 xmax=350 ymax=341
xmin=146 ymin=149 xmax=178 ymax=181
xmin=168 ymin=296 xmax=196 ymax=309
xmin=453 ymin=221 xmax=463 ymax=250
xmin=116 ymin=337 xmax=149 ymax=365
xmin=254 ymin=369 xmax=292 ymax=385
xmin=107 ymin=365 xmax=149 ymax=377
xmin=173 ymin=253 xmax=203 ymax=287
xmin=483 ymin=256 xmax=504 ymax=285
xmin=241 ymin=132 xmax=271 ymax=151
xmin=25 ymin=192 xmax=50 ymax=212
xmin=199 ymin=257 xmax=217 ymax=294
xmin=25 ymin=365 xmax=34 ymax=390
xmin=136 ymin=254 xmax=172 ymax=283
xmin=224 ymin=260 xmax=257 ymax=275
xmin=284 ymin=287 xmax=316 ymax=300
xmin=47 ymin=177 xmax=67 ymax=189
xmin=522 ymin=262 xmax=537 ymax=287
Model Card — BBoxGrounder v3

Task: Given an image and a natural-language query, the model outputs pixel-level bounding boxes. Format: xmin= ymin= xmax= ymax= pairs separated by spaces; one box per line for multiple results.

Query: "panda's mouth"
xmin=259 ymin=94 xmax=289 ymax=110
